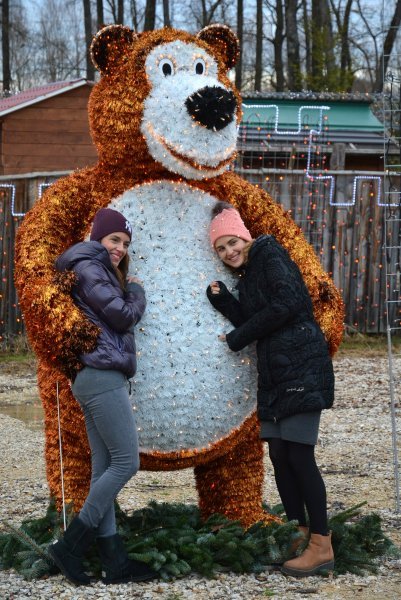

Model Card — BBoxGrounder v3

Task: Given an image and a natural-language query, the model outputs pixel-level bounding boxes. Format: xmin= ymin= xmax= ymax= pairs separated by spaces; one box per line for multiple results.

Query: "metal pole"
xmin=56 ymin=381 xmax=67 ymax=530
xmin=386 ymin=326 xmax=401 ymax=512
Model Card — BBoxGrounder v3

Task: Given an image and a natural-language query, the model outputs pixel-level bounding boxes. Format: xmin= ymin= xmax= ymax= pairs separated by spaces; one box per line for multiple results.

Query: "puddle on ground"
xmin=0 ymin=401 xmax=44 ymax=431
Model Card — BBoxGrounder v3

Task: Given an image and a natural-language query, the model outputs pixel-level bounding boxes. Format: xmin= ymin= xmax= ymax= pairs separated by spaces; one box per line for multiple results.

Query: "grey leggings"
xmin=72 ymin=367 xmax=139 ymax=537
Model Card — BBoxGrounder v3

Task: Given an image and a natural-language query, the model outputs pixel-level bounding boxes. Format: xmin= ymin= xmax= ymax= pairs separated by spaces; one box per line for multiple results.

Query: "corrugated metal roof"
xmin=241 ymin=99 xmax=383 ymax=132
xmin=0 ymin=78 xmax=93 ymax=117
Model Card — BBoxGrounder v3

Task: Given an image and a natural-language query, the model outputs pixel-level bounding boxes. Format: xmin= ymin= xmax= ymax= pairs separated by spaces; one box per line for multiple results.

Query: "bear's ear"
xmin=196 ymin=24 xmax=239 ymax=71
xmin=90 ymin=24 xmax=138 ymax=75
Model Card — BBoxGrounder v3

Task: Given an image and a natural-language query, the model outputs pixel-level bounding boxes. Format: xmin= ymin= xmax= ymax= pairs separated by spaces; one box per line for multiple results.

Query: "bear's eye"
xmin=159 ymin=58 xmax=174 ymax=76
xmin=194 ymin=58 xmax=206 ymax=75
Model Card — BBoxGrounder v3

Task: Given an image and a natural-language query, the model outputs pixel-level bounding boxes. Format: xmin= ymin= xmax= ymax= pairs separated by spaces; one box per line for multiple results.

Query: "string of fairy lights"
xmin=235 ymin=103 xmax=386 ymax=331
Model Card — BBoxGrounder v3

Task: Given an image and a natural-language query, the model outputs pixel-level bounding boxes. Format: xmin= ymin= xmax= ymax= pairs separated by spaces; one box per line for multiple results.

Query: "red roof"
xmin=0 ymin=79 xmax=93 ymax=116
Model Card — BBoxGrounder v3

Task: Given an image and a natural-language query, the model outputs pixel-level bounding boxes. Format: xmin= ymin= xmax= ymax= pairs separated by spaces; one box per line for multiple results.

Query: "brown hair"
xmin=114 ymin=253 xmax=129 ymax=289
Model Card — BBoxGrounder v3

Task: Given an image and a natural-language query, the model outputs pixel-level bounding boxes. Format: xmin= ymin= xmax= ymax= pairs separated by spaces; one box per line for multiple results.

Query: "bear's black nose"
xmin=185 ymin=86 xmax=237 ymax=131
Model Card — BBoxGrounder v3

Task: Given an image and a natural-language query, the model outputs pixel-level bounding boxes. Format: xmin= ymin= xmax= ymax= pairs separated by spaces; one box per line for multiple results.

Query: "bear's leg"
xmin=194 ymin=419 xmax=280 ymax=528
xmin=37 ymin=361 xmax=91 ymax=512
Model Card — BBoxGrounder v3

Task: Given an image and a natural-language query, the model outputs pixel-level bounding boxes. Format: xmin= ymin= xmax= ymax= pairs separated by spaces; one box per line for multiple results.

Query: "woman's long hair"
xmin=115 ymin=254 xmax=129 ymax=289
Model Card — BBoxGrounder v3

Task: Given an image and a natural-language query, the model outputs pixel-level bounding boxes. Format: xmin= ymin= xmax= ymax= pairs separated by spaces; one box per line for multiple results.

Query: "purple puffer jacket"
xmin=55 ymin=241 xmax=146 ymax=378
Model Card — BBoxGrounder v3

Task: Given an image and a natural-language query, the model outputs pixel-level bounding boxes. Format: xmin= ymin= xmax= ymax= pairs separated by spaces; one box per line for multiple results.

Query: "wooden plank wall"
xmin=0 ymin=86 xmax=97 ymax=175
xmin=235 ymin=168 xmax=390 ymax=333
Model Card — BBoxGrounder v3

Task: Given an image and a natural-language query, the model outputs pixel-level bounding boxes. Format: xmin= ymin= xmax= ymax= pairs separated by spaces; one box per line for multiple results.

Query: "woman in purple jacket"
xmin=49 ymin=208 xmax=156 ymax=586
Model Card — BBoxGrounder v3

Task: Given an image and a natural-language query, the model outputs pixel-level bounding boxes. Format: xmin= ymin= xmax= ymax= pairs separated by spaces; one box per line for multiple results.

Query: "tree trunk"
xmin=285 ymin=0 xmax=302 ymax=91
xmin=302 ymin=0 xmax=311 ymax=74
xmin=144 ymin=0 xmax=156 ymax=30
xmin=83 ymin=0 xmax=95 ymax=80
xmin=163 ymin=0 xmax=171 ymax=27
xmin=96 ymin=0 xmax=104 ymax=29
xmin=2 ymin=0 xmax=11 ymax=93
xmin=273 ymin=0 xmax=285 ymax=91
xmin=330 ymin=0 xmax=354 ymax=90
xmin=311 ymin=0 xmax=336 ymax=89
xmin=117 ymin=0 xmax=124 ymax=23
xmin=254 ymin=0 xmax=263 ymax=91
xmin=235 ymin=0 xmax=243 ymax=90
xmin=376 ymin=0 xmax=401 ymax=91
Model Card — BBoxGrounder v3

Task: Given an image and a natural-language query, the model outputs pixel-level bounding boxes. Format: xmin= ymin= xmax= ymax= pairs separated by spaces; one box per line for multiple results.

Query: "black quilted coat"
xmin=207 ymin=235 xmax=334 ymax=422
xmin=56 ymin=241 xmax=146 ymax=378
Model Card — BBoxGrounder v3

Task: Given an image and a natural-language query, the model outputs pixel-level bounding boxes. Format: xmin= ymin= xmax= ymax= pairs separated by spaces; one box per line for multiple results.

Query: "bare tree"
xmin=302 ymin=0 xmax=311 ymax=74
xmin=329 ymin=0 xmax=354 ymax=90
xmin=83 ymin=0 xmax=95 ymax=79
xmin=187 ymin=0 xmax=227 ymax=29
xmin=2 ymin=0 xmax=11 ymax=92
xmin=163 ymin=0 xmax=171 ymax=26
xmin=104 ymin=0 xmax=124 ymax=23
xmin=285 ymin=0 xmax=302 ymax=90
xmin=376 ymin=0 xmax=401 ymax=91
xmin=254 ymin=0 xmax=263 ymax=90
xmin=130 ymin=0 xmax=146 ymax=31
xmin=267 ymin=0 xmax=285 ymax=91
xmin=97 ymin=0 xmax=104 ymax=28
xmin=144 ymin=0 xmax=156 ymax=30
xmin=235 ymin=0 xmax=243 ymax=89
xmin=309 ymin=0 xmax=337 ymax=89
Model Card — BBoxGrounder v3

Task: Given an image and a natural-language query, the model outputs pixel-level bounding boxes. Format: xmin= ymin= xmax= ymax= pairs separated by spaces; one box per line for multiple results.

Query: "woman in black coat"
xmin=207 ymin=202 xmax=335 ymax=577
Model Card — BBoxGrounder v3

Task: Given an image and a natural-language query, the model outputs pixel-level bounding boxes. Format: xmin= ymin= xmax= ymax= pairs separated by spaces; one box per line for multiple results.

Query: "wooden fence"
xmin=0 ymin=169 xmax=394 ymax=347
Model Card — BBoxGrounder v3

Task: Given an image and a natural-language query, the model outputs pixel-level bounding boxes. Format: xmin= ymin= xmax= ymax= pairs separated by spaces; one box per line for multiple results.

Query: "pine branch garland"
xmin=0 ymin=500 xmax=399 ymax=581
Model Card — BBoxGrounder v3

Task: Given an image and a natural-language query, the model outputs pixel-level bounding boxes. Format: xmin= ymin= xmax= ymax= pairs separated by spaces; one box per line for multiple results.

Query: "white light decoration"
xmin=244 ymin=104 xmax=335 ymax=203
xmin=38 ymin=182 xmax=53 ymax=199
xmin=0 ymin=183 xmax=19 ymax=216
xmin=245 ymin=104 xmax=330 ymax=136
xmin=330 ymin=175 xmax=382 ymax=207
xmin=109 ymin=180 xmax=258 ymax=453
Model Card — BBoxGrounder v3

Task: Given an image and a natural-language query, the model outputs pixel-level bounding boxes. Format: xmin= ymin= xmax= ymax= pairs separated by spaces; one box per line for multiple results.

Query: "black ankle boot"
xmin=48 ymin=516 xmax=95 ymax=585
xmin=97 ymin=533 xmax=157 ymax=584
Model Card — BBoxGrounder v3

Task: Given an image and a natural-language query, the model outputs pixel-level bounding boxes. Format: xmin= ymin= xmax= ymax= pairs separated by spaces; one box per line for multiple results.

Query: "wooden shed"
xmin=0 ymin=79 xmax=97 ymax=347
xmin=0 ymin=78 xmax=97 ymax=175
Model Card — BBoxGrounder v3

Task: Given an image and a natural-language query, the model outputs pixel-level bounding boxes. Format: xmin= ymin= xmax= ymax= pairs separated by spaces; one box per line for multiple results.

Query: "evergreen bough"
xmin=0 ymin=500 xmax=398 ymax=581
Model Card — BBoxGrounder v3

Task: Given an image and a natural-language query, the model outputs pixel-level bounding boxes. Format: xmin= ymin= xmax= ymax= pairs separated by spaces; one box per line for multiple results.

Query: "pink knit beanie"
xmin=209 ymin=208 xmax=252 ymax=247
xmin=90 ymin=208 xmax=132 ymax=242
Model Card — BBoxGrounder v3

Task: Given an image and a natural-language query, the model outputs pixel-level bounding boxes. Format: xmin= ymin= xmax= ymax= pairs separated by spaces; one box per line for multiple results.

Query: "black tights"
xmin=267 ymin=438 xmax=328 ymax=535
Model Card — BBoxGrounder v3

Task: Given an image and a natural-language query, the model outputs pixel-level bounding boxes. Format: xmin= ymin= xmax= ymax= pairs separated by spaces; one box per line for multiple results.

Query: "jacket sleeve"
xmin=77 ymin=264 xmax=146 ymax=333
xmin=225 ymin=251 xmax=306 ymax=352
xmin=206 ymin=281 xmax=245 ymax=327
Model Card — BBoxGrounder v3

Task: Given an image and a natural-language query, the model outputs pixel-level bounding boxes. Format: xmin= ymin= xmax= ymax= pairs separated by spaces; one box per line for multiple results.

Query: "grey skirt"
xmin=260 ymin=411 xmax=321 ymax=446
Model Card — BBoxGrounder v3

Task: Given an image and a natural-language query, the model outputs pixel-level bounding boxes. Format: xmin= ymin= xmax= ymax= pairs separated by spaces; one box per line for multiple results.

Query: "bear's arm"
xmin=14 ymin=171 xmax=104 ymax=376
xmin=199 ymin=172 xmax=344 ymax=355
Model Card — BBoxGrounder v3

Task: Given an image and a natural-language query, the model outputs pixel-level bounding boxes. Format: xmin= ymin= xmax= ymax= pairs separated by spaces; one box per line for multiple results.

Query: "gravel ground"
xmin=0 ymin=351 xmax=401 ymax=599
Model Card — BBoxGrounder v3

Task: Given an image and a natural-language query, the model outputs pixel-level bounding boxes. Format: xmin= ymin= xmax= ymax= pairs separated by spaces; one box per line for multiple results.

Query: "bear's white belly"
xmin=110 ymin=181 xmax=257 ymax=453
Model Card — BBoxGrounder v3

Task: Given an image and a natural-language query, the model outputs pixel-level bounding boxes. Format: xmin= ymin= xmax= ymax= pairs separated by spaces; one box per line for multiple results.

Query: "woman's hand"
xmin=127 ymin=275 xmax=143 ymax=286
xmin=218 ymin=334 xmax=227 ymax=342
xmin=209 ymin=281 xmax=221 ymax=295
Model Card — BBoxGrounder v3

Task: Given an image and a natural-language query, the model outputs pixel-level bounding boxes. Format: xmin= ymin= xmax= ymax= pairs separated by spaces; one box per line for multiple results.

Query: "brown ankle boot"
xmin=288 ymin=525 xmax=309 ymax=557
xmin=281 ymin=532 xmax=334 ymax=577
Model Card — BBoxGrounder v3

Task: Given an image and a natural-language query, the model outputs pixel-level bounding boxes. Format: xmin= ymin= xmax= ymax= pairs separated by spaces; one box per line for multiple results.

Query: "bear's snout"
xmin=185 ymin=86 xmax=236 ymax=131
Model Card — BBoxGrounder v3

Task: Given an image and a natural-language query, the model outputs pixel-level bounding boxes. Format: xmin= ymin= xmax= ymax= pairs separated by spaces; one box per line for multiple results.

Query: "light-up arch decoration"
xmin=244 ymin=103 xmax=334 ymax=201
xmin=242 ymin=104 xmax=384 ymax=207
xmin=0 ymin=184 xmax=19 ymax=217
xmin=38 ymin=182 xmax=53 ymax=198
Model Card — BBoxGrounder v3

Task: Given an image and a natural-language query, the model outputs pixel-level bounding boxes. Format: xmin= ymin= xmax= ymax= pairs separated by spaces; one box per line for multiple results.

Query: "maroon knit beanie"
xmin=90 ymin=208 xmax=132 ymax=242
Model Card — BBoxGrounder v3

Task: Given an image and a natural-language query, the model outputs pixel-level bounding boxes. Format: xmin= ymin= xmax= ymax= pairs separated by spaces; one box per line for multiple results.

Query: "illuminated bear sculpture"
xmin=15 ymin=24 xmax=343 ymax=527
